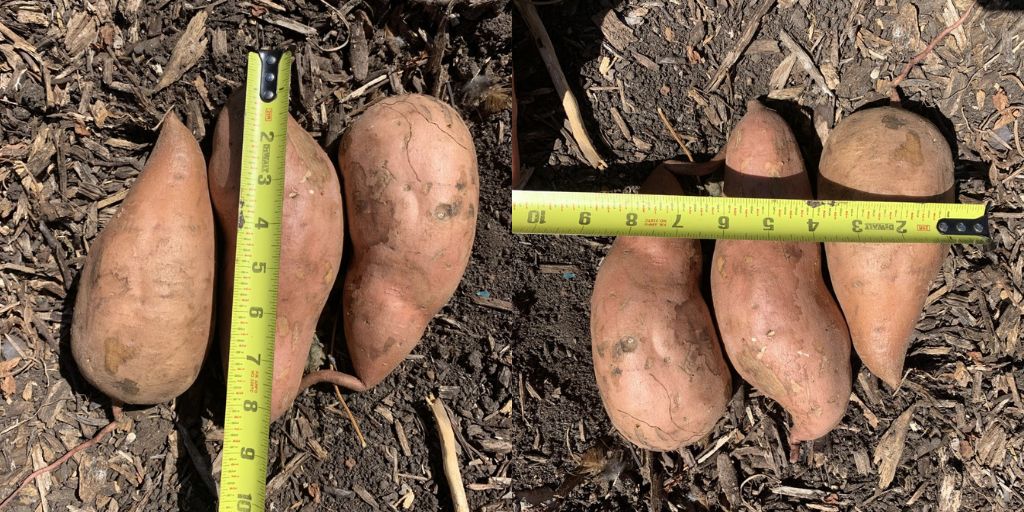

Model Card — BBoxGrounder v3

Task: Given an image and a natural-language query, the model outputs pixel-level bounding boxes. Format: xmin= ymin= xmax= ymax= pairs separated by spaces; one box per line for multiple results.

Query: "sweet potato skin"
xmin=71 ymin=114 xmax=216 ymax=405
xmin=209 ymin=89 xmax=344 ymax=423
xmin=591 ymin=167 xmax=732 ymax=452
xmin=711 ymin=101 xmax=852 ymax=444
xmin=337 ymin=94 xmax=479 ymax=389
xmin=818 ymin=106 xmax=954 ymax=388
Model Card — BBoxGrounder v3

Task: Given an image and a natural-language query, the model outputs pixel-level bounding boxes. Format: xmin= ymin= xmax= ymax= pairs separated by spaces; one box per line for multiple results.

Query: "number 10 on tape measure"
xmin=219 ymin=50 xmax=291 ymax=512
xmin=512 ymin=190 xmax=990 ymax=244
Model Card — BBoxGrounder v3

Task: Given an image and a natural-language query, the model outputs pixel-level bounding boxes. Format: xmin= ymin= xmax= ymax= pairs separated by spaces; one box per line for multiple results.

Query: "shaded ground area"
xmin=512 ymin=1 xmax=1023 ymax=510
xmin=0 ymin=0 xmax=511 ymax=510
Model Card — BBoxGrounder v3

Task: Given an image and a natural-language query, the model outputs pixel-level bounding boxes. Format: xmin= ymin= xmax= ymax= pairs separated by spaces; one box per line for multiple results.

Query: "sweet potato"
xmin=71 ymin=113 xmax=215 ymax=405
xmin=209 ymin=88 xmax=345 ymax=423
xmin=590 ymin=165 xmax=732 ymax=452
xmin=711 ymin=101 xmax=852 ymax=448
xmin=818 ymin=106 xmax=954 ymax=388
xmin=301 ymin=94 xmax=479 ymax=392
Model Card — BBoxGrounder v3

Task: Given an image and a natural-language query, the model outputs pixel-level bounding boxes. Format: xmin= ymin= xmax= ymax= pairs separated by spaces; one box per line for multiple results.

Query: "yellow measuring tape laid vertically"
xmin=219 ymin=49 xmax=291 ymax=512
xmin=512 ymin=190 xmax=990 ymax=244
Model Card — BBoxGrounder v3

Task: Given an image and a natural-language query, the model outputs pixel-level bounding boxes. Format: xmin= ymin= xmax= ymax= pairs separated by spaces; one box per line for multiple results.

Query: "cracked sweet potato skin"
xmin=209 ymin=89 xmax=344 ymax=423
xmin=818 ymin=106 xmax=953 ymax=388
xmin=71 ymin=114 xmax=216 ymax=405
xmin=337 ymin=94 xmax=479 ymax=390
xmin=591 ymin=167 xmax=732 ymax=452
xmin=711 ymin=101 xmax=852 ymax=444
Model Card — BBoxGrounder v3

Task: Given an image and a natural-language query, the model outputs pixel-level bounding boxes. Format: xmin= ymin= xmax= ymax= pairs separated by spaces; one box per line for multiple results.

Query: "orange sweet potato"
xmin=302 ymin=94 xmax=479 ymax=392
xmin=209 ymin=88 xmax=344 ymax=423
xmin=72 ymin=113 xmax=216 ymax=405
xmin=591 ymin=165 xmax=732 ymax=452
xmin=818 ymin=106 xmax=954 ymax=388
xmin=711 ymin=101 xmax=852 ymax=449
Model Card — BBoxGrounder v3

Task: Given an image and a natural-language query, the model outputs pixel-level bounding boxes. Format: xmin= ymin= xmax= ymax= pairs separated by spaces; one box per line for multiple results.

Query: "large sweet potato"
xmin=302 ymin=94 xmax=479 ymax=392
xmin=591 ymin=166 xmax=732 ymax=452
xmin=818 ymin=106 xmax=954 ymax=388
xmin=72 ymin=113 xmax=216 ymax=405
xmin=711 ymin=101 xmax=852 ymax=448
xmin=209 ymin=88 xmax=344 ymax=423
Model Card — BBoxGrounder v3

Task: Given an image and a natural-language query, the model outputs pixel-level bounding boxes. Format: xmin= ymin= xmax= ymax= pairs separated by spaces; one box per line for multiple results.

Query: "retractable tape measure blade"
xmin=219 ymin=49 xmax=290 ymax=512
xmin=512 ymin=190 xmax=990 ymax=244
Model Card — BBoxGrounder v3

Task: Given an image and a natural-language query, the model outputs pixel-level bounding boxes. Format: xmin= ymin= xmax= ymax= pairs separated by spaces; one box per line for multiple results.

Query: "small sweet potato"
xmin=591 ymin=165 xmax=732 ymax=452
xmin=711 ymin=101 xmax=852 ymax=448
xmin=818 ymin=106 xmax=954 ymax=388
xmin=302 ymin=94 xmax=479 ymax=392
xmin=209 ymin=88 xmax=345 ymax=423
xmin=72 ymin=113 xmax=216 ymax=405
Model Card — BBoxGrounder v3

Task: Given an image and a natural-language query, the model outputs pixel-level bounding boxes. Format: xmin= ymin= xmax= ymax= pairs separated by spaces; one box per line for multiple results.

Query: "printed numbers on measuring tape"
xmin=219 ymin=49 xmax=291 ymax=512
xmin=512 ymin=190 xmax=989 ymax=244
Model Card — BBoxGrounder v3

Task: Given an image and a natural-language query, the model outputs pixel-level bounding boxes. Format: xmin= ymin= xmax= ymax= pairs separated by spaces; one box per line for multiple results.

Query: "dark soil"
xmin=0 ymin=1 xmax=512 ymax=511
xmin=512 ymin=0 xmax=1024 ymax=511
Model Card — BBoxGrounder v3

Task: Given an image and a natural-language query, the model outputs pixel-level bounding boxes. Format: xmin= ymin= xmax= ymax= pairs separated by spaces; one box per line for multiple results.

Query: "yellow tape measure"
xmin=512 ymin=190 xmax=990 ymax=244
xmin=219 ymin=49 xmax=291 ymax=512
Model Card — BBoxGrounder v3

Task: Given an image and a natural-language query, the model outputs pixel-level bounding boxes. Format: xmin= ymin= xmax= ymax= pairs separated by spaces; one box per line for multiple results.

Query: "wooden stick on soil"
xmin=331 ymin=370 xmax=367 ymax=448
xmin=657 ymin=108 xmax=694 ymax=162
xmin=778 ymin=29 xmax=834 ymax=98
xmin=427 ymin=394 xmax=470 ymax=512
xmin=706 ymin=0 xmax=777 ymax=91
xmin=513 ymin=0 xmax=607 ymax=170
xmin=327 ymin=312 xmax=366 ymax=448
xmin=0 ymin=405 xmax=123 ymax=510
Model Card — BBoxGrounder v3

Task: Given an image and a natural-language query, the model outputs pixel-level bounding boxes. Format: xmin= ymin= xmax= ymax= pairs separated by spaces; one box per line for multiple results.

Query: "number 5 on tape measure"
xmin=219 ymin=49 xmax=291 ymax=512
xmin=512 ymin=190 xmax=990 ymax=244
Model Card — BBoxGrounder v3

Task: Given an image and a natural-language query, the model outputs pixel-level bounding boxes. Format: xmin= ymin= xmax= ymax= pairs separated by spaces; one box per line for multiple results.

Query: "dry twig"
xmin=778 ymin=29 xmax=834 ymax=98
xmin=657 ymin=108 xmax=694 ymax=162
xmin=427 ymin=394 xmax=469 ymax=512
xmin=328 ymin=311 xmax=366 ymax=448
xmin=331 ymin=368 xmax=367 ymax=448
xmin=706 ymin=0 xmax=777 ymax=91
xmin=514 ymin=0 xmax=607 ymax=170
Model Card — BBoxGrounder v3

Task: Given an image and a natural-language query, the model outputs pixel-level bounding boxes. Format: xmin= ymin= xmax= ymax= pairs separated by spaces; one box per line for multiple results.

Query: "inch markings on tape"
xmin=219 ymin=49 xmax=291 ymax=512
xmin=512 ymin=190 xmax=989 ymax=244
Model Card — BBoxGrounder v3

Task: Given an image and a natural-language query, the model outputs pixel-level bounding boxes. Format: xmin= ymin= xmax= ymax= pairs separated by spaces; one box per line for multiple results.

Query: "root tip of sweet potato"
xmin=299 ymin=369 xmax=369 ymax=394
xmin=878 ymin=372 xmax=903 ymax=391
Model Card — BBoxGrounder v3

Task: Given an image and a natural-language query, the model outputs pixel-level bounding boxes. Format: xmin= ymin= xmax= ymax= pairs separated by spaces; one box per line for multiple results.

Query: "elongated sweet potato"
xmin=209 ymin=88 xmax=344 ymax=423
xmin=72 ymin=113 xmax=216 ymax=405
xmin=818 ymin=106 xmax=954 ymax=388
xmin=301 ymin=94 xmax=479 ymax=392
xmin=712 ymin=101 xmax=852 ymax=448
xmin=591 ymin=165 xmax=732 ymax=452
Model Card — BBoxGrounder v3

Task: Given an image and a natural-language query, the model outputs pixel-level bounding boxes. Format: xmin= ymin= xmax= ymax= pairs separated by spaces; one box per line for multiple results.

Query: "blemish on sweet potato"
xmin=103 ymin=338 xmax=137 ymax=376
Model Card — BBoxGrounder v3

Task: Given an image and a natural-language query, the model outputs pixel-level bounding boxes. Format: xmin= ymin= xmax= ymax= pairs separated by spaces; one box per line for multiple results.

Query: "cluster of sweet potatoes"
xmin=71 ymin=93 xmax=479 ymax=423
xmin=591 ymin=99 xmax=952 ymax=455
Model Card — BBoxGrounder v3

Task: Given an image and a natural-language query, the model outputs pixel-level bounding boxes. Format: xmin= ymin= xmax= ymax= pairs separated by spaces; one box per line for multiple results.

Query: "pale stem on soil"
xmin=657 ymin=108 xmax=695 ymax=162
xmin=427 ymin=394 xmax=470 ymax=512
xmin=513 ymin=0 xmax=608 ymax=170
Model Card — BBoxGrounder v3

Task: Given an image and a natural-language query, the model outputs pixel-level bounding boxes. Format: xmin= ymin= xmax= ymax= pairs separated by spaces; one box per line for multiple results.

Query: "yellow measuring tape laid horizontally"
xmin=512 ymin=190 xmax=990 ymax=244
xmin=219 ymin=49 xmax=291 ymax=512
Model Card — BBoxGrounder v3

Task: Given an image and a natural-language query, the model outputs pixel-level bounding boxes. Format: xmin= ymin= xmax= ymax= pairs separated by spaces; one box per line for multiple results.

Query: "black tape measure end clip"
xmin=936 ymin=208 xmax=989 ymax=239
xmin=257 ymin=50 xmax=284 ymax=103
